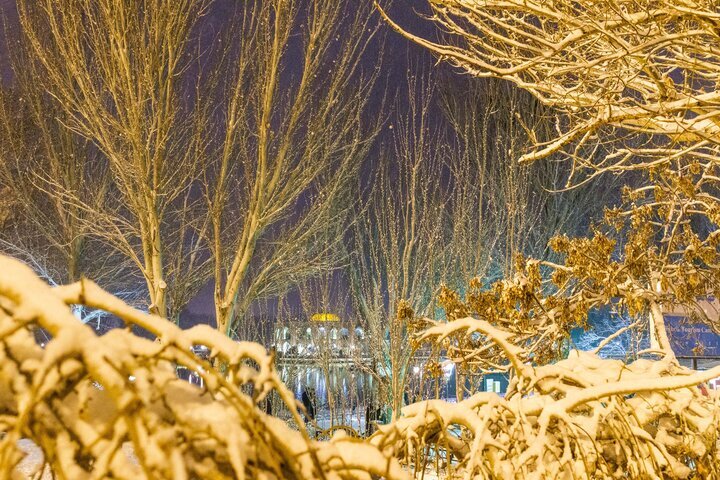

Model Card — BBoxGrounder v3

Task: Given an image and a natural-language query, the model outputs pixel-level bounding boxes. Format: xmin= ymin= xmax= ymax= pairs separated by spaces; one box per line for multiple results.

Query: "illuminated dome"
xmin=311 ymin=312 xmax=340 ymax=322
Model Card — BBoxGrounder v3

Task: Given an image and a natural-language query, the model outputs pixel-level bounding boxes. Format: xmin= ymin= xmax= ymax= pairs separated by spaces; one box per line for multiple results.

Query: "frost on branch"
xmin=0 ymin=255 xmax=405 ymax=480
xmin=374 ymin=317 xmax=720 ymax=479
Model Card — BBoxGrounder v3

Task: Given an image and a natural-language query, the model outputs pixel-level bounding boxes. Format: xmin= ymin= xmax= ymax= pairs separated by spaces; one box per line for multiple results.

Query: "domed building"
xmin=272 ymin=312 xmax=368 ymax=360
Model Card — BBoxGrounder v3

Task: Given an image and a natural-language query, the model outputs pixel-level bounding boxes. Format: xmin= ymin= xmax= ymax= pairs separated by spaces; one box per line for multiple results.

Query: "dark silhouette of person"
xmin=365 ymin=402 xmax=381 ymax=435
xmin=301 ymin=389 xmax=315 ymax=420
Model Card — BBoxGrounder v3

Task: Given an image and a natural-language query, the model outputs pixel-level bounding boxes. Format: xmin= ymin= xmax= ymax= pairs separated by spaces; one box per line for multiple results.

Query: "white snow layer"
xmin=0 ymin=255 xmax=718 ymax=479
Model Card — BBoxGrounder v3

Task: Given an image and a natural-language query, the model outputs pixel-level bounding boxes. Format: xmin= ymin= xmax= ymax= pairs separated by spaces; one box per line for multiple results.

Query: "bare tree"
xmin=573 ymin=307 xmax=646 ymax=360
xmin=0 ymin=41 xmax=139 ymax=322
xmin=17 ymin=0 xmax=211 ymax=321
xmin=347 ymin=64 xmax=608 ymax=410
xmin=296 ymin=271 xmax=353 ymax=428
xmin=349 ymin=71 xmax=450 ymax=421
xmin=440 ymin=76 xmax=607 ymax=287
xmin=13 ymin=0 xmax=381 ymax=330
xmin=203 ymin=0 xmax=382 ymax=337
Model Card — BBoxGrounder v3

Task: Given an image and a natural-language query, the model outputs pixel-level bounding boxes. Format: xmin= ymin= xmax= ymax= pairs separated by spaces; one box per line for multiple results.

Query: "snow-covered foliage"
xmin=374 ymin=317 xmax=720 ymax=479
xmin=390 ymin=212 xmax=720 ymax=478
xmin=0 ymin=255 xmax=406 ymax=479
xmin=3 ymin=253 xmax=720 ymax=479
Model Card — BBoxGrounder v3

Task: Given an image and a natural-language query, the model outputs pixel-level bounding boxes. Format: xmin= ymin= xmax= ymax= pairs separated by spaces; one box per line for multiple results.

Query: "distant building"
xmin=272 ymin=312 xmax=368 ymax=359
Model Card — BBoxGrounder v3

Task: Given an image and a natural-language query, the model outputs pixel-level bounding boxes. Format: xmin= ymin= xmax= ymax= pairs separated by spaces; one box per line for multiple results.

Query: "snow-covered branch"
xmin=0 ymin=255 xmax=406 ymax=479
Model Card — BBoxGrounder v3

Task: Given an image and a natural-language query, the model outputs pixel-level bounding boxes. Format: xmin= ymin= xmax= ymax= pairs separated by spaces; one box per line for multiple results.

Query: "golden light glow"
xmin=311 ymin=312 xmax=339 ymax=322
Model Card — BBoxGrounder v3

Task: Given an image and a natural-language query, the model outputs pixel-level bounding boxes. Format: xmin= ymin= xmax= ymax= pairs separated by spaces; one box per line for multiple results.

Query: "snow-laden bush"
xmin=3 ymin=252 xmax=720 ymax=479
xmin=0 ymin=255 xmax=406 ymax=480
xmin=372 ymin=315 xmax=720 ymax=479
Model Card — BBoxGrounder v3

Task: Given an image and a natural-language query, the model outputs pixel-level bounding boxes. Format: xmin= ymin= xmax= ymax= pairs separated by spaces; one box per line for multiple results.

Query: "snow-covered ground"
xmin=14 ymin=440 xmax=138 ymax=479
xmin=14 ymin=440 xmax=50 ymax=480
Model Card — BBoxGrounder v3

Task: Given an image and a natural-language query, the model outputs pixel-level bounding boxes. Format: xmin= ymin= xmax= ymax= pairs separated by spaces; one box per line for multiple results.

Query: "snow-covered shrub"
xmin=372 ymin=317 xmax=720 ymax=479
xmin=0 ymin=255 xmax=405 ymax=479
xmin=382 ymin=207 xmax=720 ymax=478
xmin=3 ymin=250 xmax=720 ymax=479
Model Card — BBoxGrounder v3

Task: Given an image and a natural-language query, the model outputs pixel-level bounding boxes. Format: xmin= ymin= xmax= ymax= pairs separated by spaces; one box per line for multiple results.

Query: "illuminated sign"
xmin=665 ymin=315 xmax=720 ymax=357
